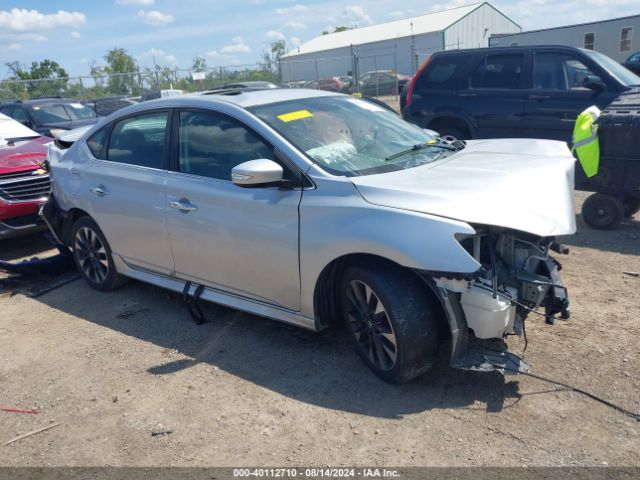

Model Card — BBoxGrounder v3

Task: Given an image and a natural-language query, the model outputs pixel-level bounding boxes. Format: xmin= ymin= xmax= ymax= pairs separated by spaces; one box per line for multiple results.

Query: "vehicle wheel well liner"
xmin=62 ymin=208 xmax=90 ymax=245
xmin=313 ymin=253 xmax=448 ymax=335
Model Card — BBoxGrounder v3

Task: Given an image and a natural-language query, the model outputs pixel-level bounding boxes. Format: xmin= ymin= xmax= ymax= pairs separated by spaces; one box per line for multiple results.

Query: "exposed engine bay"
xmin=428 ymin=227 xmax=570 ymax=374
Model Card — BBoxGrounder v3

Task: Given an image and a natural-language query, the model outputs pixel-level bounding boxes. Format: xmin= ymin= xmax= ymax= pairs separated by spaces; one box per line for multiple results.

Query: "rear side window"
xmin=415 ymin=55 xmax=472 ymax=92
xmin=107 ymin=111 xmax=168 ymax=169
xmin=87 ymin=126 xmax=108 ymax=159
xmin=177 ymin=110 xmax=274 ymax=181
xmin=471 ymin=53 xmax=524 ymax=89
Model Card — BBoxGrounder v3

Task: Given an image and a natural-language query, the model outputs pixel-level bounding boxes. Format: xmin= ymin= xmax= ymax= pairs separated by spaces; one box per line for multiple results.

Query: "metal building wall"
xmin=445 ymin=3 xmax=521 ymax=50
xmin=279 ymin=32 xmax=442 ymax=82
xmin=489 ymin=15 xmax=640 ymax=62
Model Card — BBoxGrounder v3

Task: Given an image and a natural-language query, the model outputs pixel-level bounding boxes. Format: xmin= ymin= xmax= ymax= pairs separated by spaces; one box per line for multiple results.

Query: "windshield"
xmin=30 ymin=103 xmax=96 ymax=123
xmin=250 ymin=96 xmax=453 ymax=176
xmin=585 ymin=50 xmax=640 ymax=86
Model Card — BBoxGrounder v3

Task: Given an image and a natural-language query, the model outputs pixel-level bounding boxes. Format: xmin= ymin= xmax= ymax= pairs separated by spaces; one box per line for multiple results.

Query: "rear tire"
xmin=623 ymin=196 xmax=640 ymax=218
xmin=582 ymin=193 xmax=624 ymax=230
xmin=340 ymin=261 xmax=441 ymax=384
xmin=70 ymin=216 xmax=126 ymax=291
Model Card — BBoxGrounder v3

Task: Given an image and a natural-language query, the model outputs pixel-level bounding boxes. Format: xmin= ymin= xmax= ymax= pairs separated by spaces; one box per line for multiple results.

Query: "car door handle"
xmin=458 ymin=92 xmax=477 ymax=98
xmin=90 ymin=185 xmax=110 ymax=197
xmin=169 ymin=200 xmax=198 ymax=212
xmin=529 ymin=94 xmax=551 ymax=100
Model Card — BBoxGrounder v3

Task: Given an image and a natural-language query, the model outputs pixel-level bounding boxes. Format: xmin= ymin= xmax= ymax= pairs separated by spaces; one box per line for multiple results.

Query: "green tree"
xmin=192 ymin=55 xmax=207 ymax=73
xmin=143 ymin=64 xmax=176 ymax=90
xmin=322 ymin=26 xmax=353 ymax=35
xmin=261 ymin=40 xmax=286 ymax=79
xmin=4 ymin=59 xmax=69 ymax=98
xmin=103 ymin=48 xmax=139 ymax=95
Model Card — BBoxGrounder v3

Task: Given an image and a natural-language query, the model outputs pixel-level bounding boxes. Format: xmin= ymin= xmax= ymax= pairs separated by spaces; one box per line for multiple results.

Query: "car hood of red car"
xmin=0 ymin=136 xmax=50 ymax=174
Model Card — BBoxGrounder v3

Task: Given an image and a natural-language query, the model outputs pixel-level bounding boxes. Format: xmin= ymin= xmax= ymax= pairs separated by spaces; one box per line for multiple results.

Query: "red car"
xmin=0 ymin=113 xmax=51 ymax=239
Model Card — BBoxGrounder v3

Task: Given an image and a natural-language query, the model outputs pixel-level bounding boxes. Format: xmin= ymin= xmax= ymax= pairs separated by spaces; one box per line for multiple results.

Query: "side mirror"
xmin=21 ymin=119 xmax=33 ymax=128
xmin=231 ymin=159 xmax=284 ymax=187
xmin=583 ymin=75 xmax=605 ymax=91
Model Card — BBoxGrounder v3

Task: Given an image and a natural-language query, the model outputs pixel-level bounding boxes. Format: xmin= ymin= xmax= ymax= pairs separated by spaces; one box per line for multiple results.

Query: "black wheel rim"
xmin=346 ymin=280 xmax=397 ymax=371
xmin=593 ymin=202 xmax=614 ymax=225
xmin=75 ymin=226 xmax=109 ymax=284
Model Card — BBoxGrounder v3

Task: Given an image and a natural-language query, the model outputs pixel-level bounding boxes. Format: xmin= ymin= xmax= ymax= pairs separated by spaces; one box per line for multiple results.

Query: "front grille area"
xmin=0 ymin=171 xmax=51 ymax=202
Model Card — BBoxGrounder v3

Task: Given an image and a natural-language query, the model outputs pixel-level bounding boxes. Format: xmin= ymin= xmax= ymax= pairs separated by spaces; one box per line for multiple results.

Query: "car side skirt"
xmin=112 ymin=254 xmax=318 ymax=332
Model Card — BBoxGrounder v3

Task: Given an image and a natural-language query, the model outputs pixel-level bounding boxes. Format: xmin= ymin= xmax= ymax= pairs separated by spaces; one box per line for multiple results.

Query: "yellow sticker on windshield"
xmin=277 ymin=110 xmax=313 ymax=122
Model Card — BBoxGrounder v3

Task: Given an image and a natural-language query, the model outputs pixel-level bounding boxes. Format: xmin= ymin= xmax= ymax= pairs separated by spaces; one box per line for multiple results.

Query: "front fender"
xmin=299 ymin=178 xmax=480 ymax=318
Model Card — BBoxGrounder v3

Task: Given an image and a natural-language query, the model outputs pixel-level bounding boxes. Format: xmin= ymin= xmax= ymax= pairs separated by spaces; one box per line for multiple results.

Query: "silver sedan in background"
xmin=43 ymin=89 xmax=576 ymax=383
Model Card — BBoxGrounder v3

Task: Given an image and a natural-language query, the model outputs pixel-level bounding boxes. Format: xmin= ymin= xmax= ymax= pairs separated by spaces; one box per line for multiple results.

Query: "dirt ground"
xmin=0 ymin=189 xmax=639 ymax=467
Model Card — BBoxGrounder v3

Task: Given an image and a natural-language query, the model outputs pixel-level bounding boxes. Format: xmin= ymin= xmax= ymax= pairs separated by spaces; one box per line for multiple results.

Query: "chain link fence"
xmin=0 ymin=42 xmax=463 ymax=109
xmin=0 ymin=64 xmax=281 ymax=103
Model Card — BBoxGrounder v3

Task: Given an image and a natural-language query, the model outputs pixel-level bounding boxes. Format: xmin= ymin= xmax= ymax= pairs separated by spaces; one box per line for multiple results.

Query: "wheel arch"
xmin=312 ymin=253 xmax=448 ymax=335
xmin=61 ymin=207 xmax=91 ymax=245
xmin=427 ymin=115 xmax=474 ymax=139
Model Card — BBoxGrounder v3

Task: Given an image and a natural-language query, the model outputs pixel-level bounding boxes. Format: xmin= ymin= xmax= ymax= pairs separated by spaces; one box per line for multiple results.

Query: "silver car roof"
xmin=147 ymin=88 xmax=342 ymax=109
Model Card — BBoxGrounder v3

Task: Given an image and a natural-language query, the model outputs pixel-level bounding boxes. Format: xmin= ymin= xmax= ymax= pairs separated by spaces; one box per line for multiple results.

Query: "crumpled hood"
xmin=0 ymin=136 xmax=50 ymax=173
xmin=351 ymin=138 xmax=577 ymax=237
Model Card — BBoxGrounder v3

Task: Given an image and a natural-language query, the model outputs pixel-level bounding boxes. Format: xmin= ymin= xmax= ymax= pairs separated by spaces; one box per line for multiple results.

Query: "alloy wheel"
xmin=345 ymin=279 xmax=398 ymax=371
xmin=75 ymin=226 xmax=109 ymax=284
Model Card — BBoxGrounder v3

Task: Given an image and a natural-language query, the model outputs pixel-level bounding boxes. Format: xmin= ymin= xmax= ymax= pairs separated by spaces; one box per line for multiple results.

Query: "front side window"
xmin=250 ymin=96 xmax=449 ymax=177
xmin=178 ymin=110 xmax=274 ymax=180
xmin=584 ymin=33 xmax=595 ymax=50
xmin=621 ymin=27 xmax=633 ymax=52
xmin=533 ymin=53 xmax=599 ymax=90
xmin=107 ymin=111 xmax=168 ymax=168
xmin=470 ymin=53 xmax=524 ymax=89
xmin=564 ymin=58 xmax=599 ymax=90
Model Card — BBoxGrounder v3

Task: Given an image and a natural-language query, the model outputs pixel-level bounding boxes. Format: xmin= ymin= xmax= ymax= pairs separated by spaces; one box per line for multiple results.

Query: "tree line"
xmin=1 ymin=42 xmax=287 ymax=101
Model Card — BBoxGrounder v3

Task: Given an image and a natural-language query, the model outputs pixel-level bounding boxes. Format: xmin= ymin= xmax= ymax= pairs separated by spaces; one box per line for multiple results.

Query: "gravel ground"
xmin=0 ymin=189 xmax=638 ymax=466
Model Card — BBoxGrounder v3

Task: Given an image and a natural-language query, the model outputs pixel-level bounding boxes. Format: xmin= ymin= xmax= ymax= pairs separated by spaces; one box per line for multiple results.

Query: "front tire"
xmin=341 ymin=262 xmax=441 ymax=384
xmin=71 ymin=216 xmax=125 ymax=291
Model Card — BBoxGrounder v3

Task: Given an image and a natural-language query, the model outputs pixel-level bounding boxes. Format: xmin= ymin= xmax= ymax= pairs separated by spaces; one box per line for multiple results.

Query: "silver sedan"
xmin=43 ymin=89 xmax=576 ymax=383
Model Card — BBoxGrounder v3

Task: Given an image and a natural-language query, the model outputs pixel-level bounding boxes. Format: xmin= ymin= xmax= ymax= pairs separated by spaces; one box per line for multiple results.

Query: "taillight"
xmin=405 ymin=57 xmax=431 ymax=108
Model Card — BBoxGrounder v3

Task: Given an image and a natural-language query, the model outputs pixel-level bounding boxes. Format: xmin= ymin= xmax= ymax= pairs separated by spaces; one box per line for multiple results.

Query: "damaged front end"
xmin=422 ymin=227 xmax=570 ymax=374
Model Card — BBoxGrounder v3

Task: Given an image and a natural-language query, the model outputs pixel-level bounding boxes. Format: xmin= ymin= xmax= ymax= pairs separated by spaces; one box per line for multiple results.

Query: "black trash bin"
xmin=575 ymin=90 xmax=640 ymax=229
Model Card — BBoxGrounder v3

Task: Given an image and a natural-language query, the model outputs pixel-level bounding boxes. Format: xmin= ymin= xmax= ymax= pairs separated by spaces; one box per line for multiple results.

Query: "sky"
xmin=1 ymin=0 xmax=638 ymax=77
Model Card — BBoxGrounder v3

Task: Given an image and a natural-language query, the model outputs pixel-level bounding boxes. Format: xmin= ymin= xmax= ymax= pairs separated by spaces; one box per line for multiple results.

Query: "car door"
xmin=80 ymin=110 xmax=174 ymax=275
xmin=522 ymin=51 xmax=618 ymax=141
xmin=164 ymin=108 xmax=302 ymax=311
xmin=459 ymin=52 xmax=527 ymax=138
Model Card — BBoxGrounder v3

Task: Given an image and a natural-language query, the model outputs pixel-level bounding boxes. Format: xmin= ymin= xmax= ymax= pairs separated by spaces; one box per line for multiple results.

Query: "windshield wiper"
xmin=384 ymin=140 xmax=461 ymax=161
xmin=385 ymin=143 xmax=431 ymax=161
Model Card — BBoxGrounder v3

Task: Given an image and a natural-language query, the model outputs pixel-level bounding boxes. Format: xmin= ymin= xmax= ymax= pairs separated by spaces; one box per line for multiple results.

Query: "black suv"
xmin=401 ymin=45 xmax=640 ymax=141
xmin=0 ymin=97 xmax=97 ymax=138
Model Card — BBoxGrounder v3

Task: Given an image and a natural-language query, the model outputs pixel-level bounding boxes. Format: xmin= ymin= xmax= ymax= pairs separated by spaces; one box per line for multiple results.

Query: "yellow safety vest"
xmin=572 ymin=106 xmax=600 ymax=178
